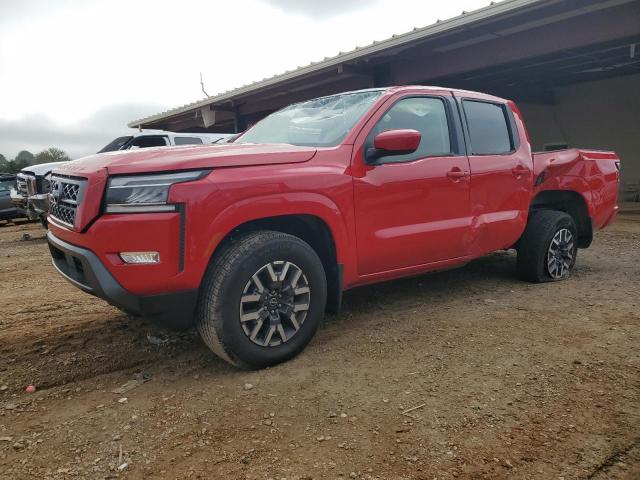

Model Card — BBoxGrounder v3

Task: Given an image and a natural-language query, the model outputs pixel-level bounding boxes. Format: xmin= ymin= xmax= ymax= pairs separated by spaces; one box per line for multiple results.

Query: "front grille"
xmin=50 ymin=176 xmax=86 ymax=228
xmin=16 ymin=174 xmax=29 ymax=196
xmin=26 ymin=176 xmax=37 ymax=196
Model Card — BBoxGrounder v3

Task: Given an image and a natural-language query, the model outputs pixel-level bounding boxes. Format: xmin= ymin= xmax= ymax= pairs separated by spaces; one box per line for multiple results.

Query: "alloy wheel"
xmin=239 ymin=261 xmax=311 ymax=347
xmin=547 ymin=228 xmax=574 ymax=279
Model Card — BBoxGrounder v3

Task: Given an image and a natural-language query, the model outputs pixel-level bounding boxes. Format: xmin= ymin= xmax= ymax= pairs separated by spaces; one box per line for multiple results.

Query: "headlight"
xmin=105 ymin=170 xmax=210 ymax=213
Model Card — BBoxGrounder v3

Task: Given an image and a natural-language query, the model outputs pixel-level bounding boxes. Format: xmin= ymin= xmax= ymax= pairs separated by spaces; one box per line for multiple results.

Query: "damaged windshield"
xmin=236 ymin=89 xmax=384 ymax=147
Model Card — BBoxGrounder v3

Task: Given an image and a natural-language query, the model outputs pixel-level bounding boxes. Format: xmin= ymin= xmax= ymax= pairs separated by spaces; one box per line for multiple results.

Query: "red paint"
xmin=48 ymin=86 xmax=620 ymax=300
xmin=373 ymin=129 xmax=422 ymax=154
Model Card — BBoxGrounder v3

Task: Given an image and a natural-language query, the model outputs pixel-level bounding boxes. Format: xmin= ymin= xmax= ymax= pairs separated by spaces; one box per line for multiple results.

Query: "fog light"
xmin=120 ymin=252 xmax=160 ymax=264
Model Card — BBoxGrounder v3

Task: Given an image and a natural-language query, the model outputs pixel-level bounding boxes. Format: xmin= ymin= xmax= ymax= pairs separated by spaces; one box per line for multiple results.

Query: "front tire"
xmin=197 ymin=231 xmax=327 ymax=369
xmin=517 ymin=210 xmax=578 ymax=283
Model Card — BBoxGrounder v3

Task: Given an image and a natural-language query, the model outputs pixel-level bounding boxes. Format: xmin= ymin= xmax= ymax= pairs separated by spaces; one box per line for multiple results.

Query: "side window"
xmin=0 ymin=179 xmax=14 ymax=192
xmin=463 ymin=100 xmax=512 ymax=155
xmin=128 ymin=136 xmax=168 ymax=149
xmin=372 ymin=97 xmax=451 ymax=163
xmin=174 ymin=137 xmax=204 ymax=145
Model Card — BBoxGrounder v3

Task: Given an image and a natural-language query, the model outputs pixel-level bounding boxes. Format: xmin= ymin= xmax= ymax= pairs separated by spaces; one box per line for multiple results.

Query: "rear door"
xmin=173 ymin=136 xmax=205 ymax=146
xmin=455 ymin=94 xmax=532 ymax=255
xmin=352 ymin=91 xmax=472 ymax=275
xmin=0 ymin=177 xmax=16 ymax=215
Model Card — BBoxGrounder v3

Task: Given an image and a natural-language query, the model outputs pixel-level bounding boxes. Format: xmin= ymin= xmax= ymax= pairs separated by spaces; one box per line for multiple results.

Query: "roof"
xmin=129 ymin=0 xmax=545 ymax=128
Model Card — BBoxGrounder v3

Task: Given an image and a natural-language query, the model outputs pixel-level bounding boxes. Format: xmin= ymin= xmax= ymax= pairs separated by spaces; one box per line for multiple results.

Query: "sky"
xmin=0 ymin=0 xmax=492 ymax=159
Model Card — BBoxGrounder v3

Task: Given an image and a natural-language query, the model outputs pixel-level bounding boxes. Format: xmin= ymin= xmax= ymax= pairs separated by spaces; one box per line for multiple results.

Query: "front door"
xmin=352 ymin=93 xmax=472 ymax=276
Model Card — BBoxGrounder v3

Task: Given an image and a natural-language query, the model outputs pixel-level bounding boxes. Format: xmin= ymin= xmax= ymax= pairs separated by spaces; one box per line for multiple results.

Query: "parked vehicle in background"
xmin=0 ymin=174 xmax=24 ymax=223
xmin=46 ymin=86 xmax=620 ymax=369
xmin=97 ymin=130 xmax=233 ymax=153
xmin=11 ymin=130 xmax=232 ymax=226
xmin=11 ymin=162 xmax=65 ymax=226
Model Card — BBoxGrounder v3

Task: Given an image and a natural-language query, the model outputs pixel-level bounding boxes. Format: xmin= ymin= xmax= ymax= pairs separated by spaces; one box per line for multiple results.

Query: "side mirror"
xmin=366 ymin=129 xmax=422 ymax=163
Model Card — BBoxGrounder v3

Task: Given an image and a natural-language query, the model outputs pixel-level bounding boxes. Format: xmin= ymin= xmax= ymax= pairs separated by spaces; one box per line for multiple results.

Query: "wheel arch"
xmin=206 ymin=211 xmax=345 ymax=314
xmin=529 ymin=190 xmax=592 ymax=248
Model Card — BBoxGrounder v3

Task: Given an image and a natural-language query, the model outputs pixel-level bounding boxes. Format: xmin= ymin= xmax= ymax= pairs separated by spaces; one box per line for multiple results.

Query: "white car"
xmin=98 ymin=130 xmax=232 ymax=152
xmin=11 ymin=130 xmax=233 ymax=226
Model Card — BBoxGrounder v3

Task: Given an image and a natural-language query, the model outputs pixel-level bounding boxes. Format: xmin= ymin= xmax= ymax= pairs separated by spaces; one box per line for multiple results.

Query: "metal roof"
xmin=128 ymin=0 xmax=546 ymax=128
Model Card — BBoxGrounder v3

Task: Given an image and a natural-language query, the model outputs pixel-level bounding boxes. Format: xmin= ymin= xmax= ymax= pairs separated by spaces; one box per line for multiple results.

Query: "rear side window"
xmin=128 ymin=136 xmax=168 ymax=149
xmin=463 ymin=100 xmax=512 ymax=155
xmin=372 ymin=96 xmax=451 ymax=163
xmin=174 ymin=137 xmax=204 ymax=145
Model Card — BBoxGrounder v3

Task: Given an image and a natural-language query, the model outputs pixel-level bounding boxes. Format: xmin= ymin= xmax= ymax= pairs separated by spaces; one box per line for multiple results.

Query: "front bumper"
xmin=47 ymin=231 xmax=197 ymax=328
xmin=10 ymin=188 xmax=27 ymax=209
xmin=10 ymin=188 xmax=45 ymax=220
xmin=29 ymin=193 xmax=50 ymax=214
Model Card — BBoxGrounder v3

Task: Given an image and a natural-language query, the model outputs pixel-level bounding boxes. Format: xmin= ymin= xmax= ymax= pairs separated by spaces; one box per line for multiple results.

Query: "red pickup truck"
xmin=47 ymin=86 xmax=620 ymax=368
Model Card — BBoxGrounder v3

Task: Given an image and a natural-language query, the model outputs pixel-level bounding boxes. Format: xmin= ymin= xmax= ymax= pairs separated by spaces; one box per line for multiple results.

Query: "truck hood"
xmin=53 ymin=143 xmax=317 ymax=176
xmin=21 ymin=161 xmax=69 ymax=177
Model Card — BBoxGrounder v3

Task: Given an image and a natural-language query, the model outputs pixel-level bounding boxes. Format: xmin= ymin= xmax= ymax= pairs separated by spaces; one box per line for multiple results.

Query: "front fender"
xmin=192 ymin=191 xmax=356 ymax=287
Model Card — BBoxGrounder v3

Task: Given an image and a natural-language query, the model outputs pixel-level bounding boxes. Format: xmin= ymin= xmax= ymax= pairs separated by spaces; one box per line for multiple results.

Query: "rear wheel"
xmin=197 ymin=231 xmax=327 ymax=369
xmin=517 ymin=210 xmax=578 ymax=283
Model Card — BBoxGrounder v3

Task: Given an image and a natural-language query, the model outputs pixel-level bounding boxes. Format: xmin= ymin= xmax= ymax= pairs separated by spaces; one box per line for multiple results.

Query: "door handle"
xmin=512 ymin=165 xmax=529 ymax=177
xmin=446 ymin=168 xmax=469 ymax=180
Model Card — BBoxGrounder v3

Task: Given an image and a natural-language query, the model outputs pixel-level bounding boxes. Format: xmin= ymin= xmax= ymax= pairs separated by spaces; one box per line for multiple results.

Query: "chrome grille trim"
xmin=16 ymin=173 xmax=31 ymax=196
xmin=49 ymin=175 xmax=86 ymax=228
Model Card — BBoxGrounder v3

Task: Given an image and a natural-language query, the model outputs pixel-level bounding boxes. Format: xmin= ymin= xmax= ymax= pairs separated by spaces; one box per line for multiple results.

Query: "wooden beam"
xmin=337 ymin=63 xmax=372 ymax=77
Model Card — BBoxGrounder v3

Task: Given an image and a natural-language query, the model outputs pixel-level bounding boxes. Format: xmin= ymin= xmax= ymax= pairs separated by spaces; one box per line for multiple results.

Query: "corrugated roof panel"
xmin=129 ymin=0 xmax=545 ymax=127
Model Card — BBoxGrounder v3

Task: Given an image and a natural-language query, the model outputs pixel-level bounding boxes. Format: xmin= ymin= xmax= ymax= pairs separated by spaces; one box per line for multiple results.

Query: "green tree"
xmin=15 ymin=150 xmax=35 ymax=164
xmin=0 ymin=154 xmax=8 ymax=172
xmin=34 ymin=148 xmax=70 ymax=165
xmin=8 ymin=150 xmax=35 ymax=172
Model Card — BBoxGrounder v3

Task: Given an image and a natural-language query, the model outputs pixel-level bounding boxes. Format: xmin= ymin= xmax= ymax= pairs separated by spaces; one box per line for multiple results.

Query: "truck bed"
xmin=532 ymin=148 xmax=620 ymax=230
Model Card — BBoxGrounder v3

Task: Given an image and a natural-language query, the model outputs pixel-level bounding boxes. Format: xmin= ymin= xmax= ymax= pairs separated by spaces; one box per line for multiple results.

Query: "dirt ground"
xmin=0 ymin=211 xmax=638 ymax=480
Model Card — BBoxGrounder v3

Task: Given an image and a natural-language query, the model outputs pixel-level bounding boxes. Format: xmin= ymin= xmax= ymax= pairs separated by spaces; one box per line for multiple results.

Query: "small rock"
xmin=244 ymin=383 xmax=254 ymax=390
xmin=0 ymin=385 xmax=7 ymax=391
xmin=146 ymin=334 xmax=169 ymax=346
xmin=118 ymin=397 xmax=128 ymax=403
xmin=25 ymin=385 xmax=36 ymax=394
xmin=340 ymin=413 xmax=347 ymax=418
xmin=316 ymin=435 xmax=325 ymax=442
xmin=118 ymin=462 xmax=128 ymax=471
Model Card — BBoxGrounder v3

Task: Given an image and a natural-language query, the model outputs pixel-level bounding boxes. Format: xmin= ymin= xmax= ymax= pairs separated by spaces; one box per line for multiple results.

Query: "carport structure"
xmin=129 ymin=0 xmax=640 ymax=199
